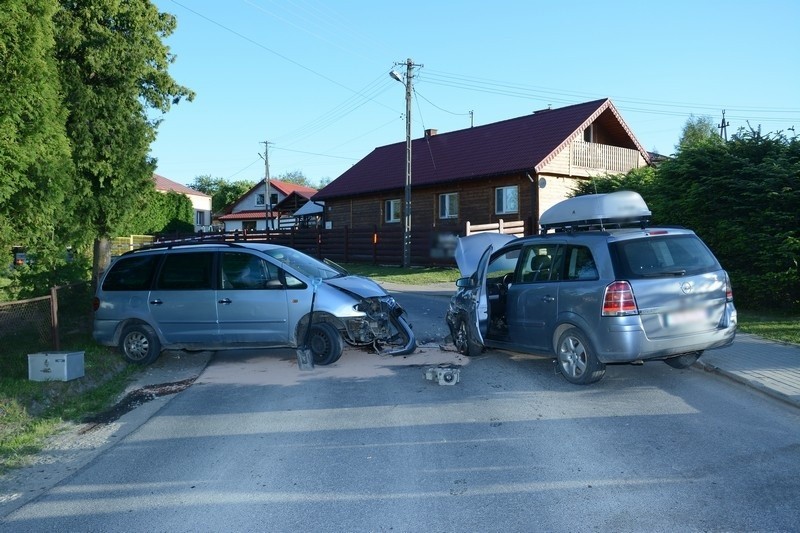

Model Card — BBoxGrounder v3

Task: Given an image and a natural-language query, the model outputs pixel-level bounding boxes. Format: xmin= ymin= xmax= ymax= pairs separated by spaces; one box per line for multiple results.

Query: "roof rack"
xmin=122 ymin=237 xmax=249 ymax=255
xmin=539 ymin=191 xmax=652 ymax=234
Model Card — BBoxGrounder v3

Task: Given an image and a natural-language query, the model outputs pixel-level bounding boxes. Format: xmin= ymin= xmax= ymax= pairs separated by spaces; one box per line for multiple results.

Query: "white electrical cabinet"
xmin=27 ymin=351 xmax=85 ymax=382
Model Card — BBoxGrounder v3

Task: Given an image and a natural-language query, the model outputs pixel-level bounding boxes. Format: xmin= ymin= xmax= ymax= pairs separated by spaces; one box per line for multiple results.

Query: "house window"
xmin=584 ymin=124 xmax=594 ymax=142
xmin=495 ymin=186 xmax=518 ymax=215
xmin=438 ymin=193 xmax=458 ymax=219
xmin=270 ymin=193 xmax=278 ymax=207
xmin=256 ymin=194 xmax=265 ymax=206
xmin=195 ymin=211 xmax=205 ymax=226
xmin=385 ymin=199 xmax=401 ymax=223
xmin=242 ymin=220 xmax=257 ymax=231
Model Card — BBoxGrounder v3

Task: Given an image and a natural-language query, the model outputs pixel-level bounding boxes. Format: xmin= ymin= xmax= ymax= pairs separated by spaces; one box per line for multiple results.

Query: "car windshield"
xmin=610 ymin=234 xmax=720 ymax=278
xmin=263 ymin=247 xmax=343 ymax=280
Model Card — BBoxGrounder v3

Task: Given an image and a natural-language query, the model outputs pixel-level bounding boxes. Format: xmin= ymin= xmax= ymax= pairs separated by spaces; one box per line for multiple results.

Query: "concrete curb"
xmin=694 ymin=360 xmax=800 ymax=410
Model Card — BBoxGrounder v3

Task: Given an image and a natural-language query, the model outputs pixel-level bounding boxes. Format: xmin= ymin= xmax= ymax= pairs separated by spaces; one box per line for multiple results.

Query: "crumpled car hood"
xmin=455 ymin=233 xmax=517 ymax=276
xmin=324 ymin=275 xmax=389 ymax=298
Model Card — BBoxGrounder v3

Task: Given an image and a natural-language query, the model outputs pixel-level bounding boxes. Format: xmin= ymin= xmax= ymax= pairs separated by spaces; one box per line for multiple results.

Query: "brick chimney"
xmin=424 ymin=128 xmax=438 ymax=137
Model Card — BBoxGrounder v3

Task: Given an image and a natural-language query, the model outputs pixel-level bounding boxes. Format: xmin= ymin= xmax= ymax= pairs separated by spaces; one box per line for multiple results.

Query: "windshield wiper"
xmin=323 ymin=258 xmax=349 ymax=276
xmin=641 ymin=269 xmax=687 ymax=277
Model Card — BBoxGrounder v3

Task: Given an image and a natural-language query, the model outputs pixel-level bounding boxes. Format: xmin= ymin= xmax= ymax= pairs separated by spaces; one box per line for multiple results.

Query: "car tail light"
xmin=602 ymin=281 xmax=638 ymax=316
xmin=92 ymin=297 xmax=100 ymax=312
xmin=725 ymin=273 xmax=733 ymax=302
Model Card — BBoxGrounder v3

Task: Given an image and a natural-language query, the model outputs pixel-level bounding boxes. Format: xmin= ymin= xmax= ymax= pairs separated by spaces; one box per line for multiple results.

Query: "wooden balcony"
xmin=571 ymin=140 xmax=643 ymax=173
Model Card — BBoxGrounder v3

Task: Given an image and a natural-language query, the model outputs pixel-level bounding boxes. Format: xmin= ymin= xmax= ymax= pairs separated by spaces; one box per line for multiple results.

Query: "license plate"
xmin=665 ymin=308 xmax=708 ymax=327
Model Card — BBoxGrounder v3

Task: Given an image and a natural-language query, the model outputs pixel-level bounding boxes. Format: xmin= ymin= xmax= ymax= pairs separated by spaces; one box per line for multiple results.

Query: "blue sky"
xmin=149 ymin=0 xmax=800 ymax=187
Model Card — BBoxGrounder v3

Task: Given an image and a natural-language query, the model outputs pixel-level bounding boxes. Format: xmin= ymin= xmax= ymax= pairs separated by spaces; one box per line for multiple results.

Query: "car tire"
xmin=309 ymin=322 xmax=343 ymax=365
xmin=556 ymin=327 xmax=605 ymax=385
xmin=664 ymin=351 xmax=702 ymax=369
xmin=119 ymin=324 xmax=161 ymax=365
xmin=454 ymin=315 xmax=483 ymax=357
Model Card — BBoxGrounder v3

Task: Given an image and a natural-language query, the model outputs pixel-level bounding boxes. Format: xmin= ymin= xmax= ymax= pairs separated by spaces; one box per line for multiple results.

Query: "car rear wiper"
xmin=641 ymin=269 xmax=687 ymax=277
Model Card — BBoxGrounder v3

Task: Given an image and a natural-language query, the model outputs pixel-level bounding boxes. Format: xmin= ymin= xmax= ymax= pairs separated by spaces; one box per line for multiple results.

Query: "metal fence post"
xmin=50 ymin=286 xmax=60 ymax=351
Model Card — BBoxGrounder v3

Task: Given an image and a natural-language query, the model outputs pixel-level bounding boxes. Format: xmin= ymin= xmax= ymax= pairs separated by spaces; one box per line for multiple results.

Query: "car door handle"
xmin=541 ymin=296 xmax=555 ymax=303
xmin=218 ymin=298 xmax=232 ymax=305
xmin=149 ymin=299 xmax=163 ymax=305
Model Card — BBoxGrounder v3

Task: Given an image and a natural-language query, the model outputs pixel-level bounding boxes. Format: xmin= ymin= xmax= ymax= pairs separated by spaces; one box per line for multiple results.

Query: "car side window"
xmin=221 ymin=252 xmax=283 ymax=290
xmin=520 ymin=244 xmax=561 ymax=283
xmin=565 ymin=246 xmax=598 ymax=281
xmin=156 ymin=252 xmax=214 ymax=290
xmin=486 ymin=247 xmax=521 ymax=284
xmin=102 ymin=255 xmax=160 ymax=291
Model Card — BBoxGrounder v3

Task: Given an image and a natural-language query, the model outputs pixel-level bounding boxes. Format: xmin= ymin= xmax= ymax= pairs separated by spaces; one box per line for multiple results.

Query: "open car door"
xmin=472 ymin=244 xmax=495 ymax=345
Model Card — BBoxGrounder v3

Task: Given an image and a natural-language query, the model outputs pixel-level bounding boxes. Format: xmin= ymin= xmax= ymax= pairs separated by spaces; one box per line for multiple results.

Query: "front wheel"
xmin=119 ymin=324 xmax=161 ymax=365
xmin=556 ymin=328 xmax=605 ymax=385
xmin=664 ymin=351 xmax=702 ymax=369
xmin=453 ymin=316 xmax=483 ymax=357
xmin=309 ymin=322 xmax=344 ymax=365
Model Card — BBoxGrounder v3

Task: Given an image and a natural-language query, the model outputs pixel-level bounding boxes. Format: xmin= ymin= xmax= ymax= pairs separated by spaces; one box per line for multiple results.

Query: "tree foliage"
xmin=0 ymin=0 xmax=75 ymax=291
xmin=188 ymin=175 xmax=255 ymax=213
xmin=124 ymin=190 xmax=194 ymax=235
xmin=574 ymin=119 xmax=800 ymax=311
xmin=276 ymin=170 xmax=314 ymax=187
xmin=53 ymin=0 xmax=194 ymax=280
xmin=676 ymin=115 xmax=722 ymax=152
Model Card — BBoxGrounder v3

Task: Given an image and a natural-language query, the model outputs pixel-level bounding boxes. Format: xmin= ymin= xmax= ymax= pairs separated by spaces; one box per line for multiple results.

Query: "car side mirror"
xmin=455 ymin=277 xmax=475 ymax=288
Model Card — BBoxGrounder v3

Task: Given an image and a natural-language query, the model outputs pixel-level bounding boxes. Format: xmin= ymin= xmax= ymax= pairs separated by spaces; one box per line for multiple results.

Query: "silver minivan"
xmin=93 ymin=242 xmax=416 ymax=365
xmin=446 ymin=191 xmax=737 ymax=384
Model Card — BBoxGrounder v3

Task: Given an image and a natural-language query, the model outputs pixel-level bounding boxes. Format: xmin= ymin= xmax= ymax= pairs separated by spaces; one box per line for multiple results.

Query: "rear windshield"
xmin=610 ymin=234 xmax=720 ymax=279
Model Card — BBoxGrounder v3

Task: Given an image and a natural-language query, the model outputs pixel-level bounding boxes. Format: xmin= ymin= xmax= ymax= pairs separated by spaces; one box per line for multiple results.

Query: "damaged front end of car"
xmin=342 ymin=295 xmax=416 ymax=355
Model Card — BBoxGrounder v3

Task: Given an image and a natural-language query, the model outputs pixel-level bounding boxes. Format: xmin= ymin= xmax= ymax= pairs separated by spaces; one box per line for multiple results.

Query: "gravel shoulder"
xmin=0 ymin=350 xmax=212 ymax=518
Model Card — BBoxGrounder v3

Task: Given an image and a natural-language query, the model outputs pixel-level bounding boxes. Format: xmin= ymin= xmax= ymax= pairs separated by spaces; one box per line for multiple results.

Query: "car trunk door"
xmin=631 ymin=271 xmax=730 ymax=339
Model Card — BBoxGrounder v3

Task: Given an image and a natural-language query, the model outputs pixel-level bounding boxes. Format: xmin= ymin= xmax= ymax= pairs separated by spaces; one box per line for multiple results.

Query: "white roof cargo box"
xmin=539 ymin=191 xmax=651 ymax=232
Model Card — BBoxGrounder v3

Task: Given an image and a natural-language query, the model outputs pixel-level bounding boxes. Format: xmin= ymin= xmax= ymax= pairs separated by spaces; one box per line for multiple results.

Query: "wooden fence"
xmin=465 ymin=219 xmax=526 ymax=237
xmin=152 ymin=218 xmax=533 ymax=266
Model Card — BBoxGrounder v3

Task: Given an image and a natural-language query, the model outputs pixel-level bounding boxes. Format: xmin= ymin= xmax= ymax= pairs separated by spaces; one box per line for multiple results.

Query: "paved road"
xmin=2 ymin=286 xmax=799 ymax=531
xmin=2 ymin=342 xmax=799 ymax=531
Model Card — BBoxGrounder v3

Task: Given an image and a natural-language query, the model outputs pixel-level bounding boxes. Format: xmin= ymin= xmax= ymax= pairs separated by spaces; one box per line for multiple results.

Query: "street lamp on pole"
xmin=391 ymin=58 xmax=419 ymax=268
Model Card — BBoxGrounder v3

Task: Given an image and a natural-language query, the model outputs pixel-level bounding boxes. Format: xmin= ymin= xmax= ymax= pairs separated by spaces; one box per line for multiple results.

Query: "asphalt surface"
xmin=0 ymin=282 xmax=798 ymax=523
xmin=381 ymin=281 xmax=800 ymax=410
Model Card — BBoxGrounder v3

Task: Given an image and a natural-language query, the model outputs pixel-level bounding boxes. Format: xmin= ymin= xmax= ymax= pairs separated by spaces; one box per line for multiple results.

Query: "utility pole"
xmin=718 ymin=110 xmax=730 ymax=141
xmin=391 ymin=58 xmax=422 ymax=268
xmin=260 ymin=140 xmax=272 ymax=234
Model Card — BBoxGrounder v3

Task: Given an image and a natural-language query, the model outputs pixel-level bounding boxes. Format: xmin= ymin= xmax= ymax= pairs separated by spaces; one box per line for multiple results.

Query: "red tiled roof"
xmin=153 ymin=174 xmax=210 ymax=197
xmin=270 ymin=179 xmax=317 ymax=196
xmin=218 ymin=209 xmax=273 ymax=221
xmin=216 ymin=179 xmax=318 ymax=216
xmin=314 ymin=99 xmax=649 ymax=200
xmin=238 ymin=179 xmax=317 ymax=200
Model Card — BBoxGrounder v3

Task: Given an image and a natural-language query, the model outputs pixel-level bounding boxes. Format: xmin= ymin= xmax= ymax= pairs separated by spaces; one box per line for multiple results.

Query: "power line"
xmin=420 ymin=69 xmax=799 ymax=123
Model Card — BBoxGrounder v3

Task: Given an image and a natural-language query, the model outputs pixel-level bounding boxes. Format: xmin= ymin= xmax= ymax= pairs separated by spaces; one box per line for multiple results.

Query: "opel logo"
xmin=680 ymin=282 xmax=693 ymax=294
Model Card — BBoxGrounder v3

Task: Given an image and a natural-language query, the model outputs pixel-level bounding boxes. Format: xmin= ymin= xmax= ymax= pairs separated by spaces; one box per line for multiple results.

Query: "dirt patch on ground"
xmin=80 ymin=377 xmax=196 ymax=430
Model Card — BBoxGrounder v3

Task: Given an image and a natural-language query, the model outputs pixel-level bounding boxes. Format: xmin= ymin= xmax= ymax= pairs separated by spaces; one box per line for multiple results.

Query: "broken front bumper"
xmin=343 ymin=296 xmax=416 ymax=356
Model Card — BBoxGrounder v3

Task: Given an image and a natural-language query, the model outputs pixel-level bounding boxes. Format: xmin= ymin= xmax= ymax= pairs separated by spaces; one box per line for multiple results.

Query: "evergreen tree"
xmin=53 ymin=0 xmax=194 ymax=284
xmin=188 ymin=175 xmax=255 ymax=213
xmin=0 ymin=0 xmax=75 ymax=296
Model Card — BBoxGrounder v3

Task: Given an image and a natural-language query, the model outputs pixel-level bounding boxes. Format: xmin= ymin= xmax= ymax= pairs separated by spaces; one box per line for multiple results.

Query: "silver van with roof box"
xmin=446 ymin=191 xmax=736 ymax=384
xmin=93 ymin=241 xmax=416 ymax=365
